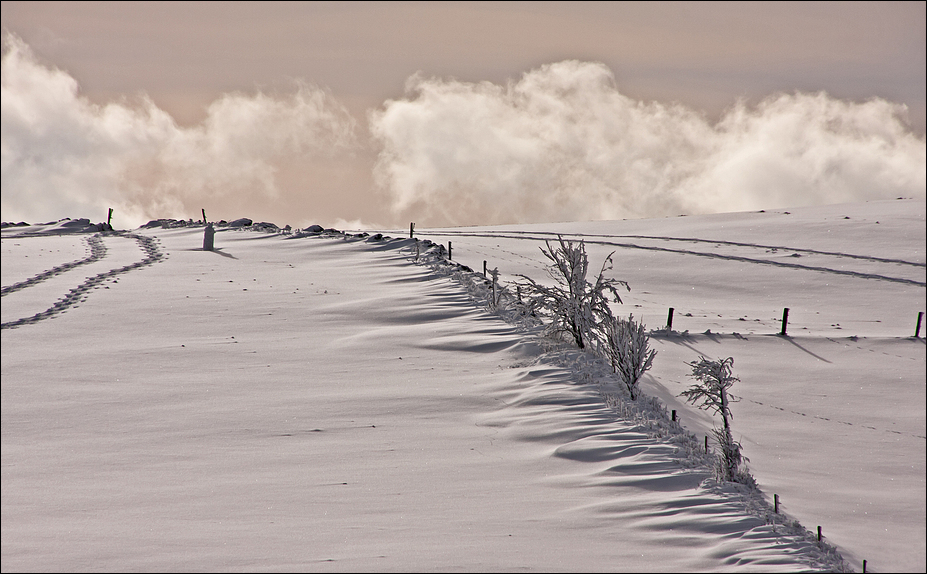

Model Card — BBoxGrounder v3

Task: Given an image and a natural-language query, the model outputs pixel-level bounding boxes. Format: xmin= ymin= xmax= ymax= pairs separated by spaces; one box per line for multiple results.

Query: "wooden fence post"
xmin=780 ymin=308 xmax=790 ymax=336
xmin=667 ymin=307 xmax=674 ymax=331
xmin=916 ymin=311 xmax=924 ymax=338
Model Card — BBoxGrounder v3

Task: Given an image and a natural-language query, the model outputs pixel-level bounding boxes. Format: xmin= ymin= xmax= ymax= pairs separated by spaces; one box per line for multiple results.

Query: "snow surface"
xmin=2 ymin=199 xmax=924 ymax=572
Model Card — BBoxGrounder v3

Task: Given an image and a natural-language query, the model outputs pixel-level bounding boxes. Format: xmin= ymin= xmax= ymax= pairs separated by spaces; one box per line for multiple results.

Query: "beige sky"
xmin=3 ymin=1 xmax=923 ymax=129
xmin=2 ymin=1 xmax=925 ymax=228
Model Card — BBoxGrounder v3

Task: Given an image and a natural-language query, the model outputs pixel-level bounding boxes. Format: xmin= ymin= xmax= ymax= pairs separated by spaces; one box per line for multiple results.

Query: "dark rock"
xmin=251 ymin=222 xmax=280 ymax=232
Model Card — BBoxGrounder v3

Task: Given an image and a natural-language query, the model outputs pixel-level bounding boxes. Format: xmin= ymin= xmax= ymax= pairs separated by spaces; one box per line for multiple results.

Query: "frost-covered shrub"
xmin=602 ymin=314 xmax=656 ymax=400
xmin=515 ymin=236 xmax=628 ymax=350
xmin=679 ymin=356 xmax=751 ymax=484
xmin=709 ymin=427 xmax=755 ymax=487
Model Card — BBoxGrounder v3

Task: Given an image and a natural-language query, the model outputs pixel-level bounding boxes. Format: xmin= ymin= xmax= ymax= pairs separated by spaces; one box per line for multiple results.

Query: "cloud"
xmin=1 ymin=32 xmax=358 ymax=227
xmin=3 ymin=33 xmax=924 ymax=230
xmin=370 ymin=60 xmax=926 ymax=226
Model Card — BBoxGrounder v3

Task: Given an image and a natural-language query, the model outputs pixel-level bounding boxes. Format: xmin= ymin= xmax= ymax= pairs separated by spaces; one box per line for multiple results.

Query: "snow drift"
xmin=3 ymin=198 xmax=924 ymax=572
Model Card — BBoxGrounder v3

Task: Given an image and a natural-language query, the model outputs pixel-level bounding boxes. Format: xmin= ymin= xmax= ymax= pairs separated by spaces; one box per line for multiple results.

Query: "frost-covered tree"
xmin=602 ymin=314 xmax=656 ymax=400
xmin=679 ymin=356 xmax=751 ymax=484
xmin=515 ymin=236 xmax=628 ymax=350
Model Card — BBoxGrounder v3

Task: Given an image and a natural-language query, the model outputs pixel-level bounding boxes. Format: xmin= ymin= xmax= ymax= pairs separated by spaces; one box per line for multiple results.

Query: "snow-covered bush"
xmin=679 ymin=356 xmax=752 ymax=485
xmin=602 ymin=314 xmax=656 ymax=400
xmin=514 ymin=236 xmax=628 ymax=350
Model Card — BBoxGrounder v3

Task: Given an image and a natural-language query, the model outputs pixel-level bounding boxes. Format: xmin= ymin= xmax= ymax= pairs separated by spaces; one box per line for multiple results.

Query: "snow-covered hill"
xmin=2 ymin=199 xmax=924 ymax=572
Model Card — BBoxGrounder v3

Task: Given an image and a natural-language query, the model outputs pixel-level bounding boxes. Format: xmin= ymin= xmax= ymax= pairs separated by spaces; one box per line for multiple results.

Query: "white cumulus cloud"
xmin=370 ymin=60 xmax=926 ymax=226
xmin=2 ymin=32 xmax=358 ymax=227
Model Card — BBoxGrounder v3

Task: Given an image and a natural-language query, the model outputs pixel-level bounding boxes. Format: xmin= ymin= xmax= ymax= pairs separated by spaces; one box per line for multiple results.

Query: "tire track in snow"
xmin=1 ymin=232 xmax=165 ymax=330
xmin=420 ymin=230 xmax=925 ymax=287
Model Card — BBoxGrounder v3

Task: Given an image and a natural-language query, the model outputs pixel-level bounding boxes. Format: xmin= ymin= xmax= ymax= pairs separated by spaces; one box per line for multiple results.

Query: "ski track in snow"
xmin=428 ymin=229 xmax=926 ymax=268
xmin=0 ymin=232 xmax=165 ymax=329
xmin=389 ymin=227 xmax=924 ymax=572
xmin=391 ymin=234 xmax=854 ymax=571
xmin=4 ymin=212 xmax=923 ymax=572
xmin=419 ymin=230 xmax=926 ymax=287
xmin=375 ymin=228 xmax=925 ymax=447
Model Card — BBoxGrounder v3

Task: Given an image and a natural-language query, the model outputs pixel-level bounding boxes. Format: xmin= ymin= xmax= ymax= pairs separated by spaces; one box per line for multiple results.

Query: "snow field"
xmin=2 ymin=199 xmax=924 ymax=572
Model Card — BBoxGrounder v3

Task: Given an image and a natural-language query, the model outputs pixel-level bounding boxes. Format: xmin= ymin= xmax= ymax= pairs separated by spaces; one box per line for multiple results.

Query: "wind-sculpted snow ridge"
xmin=311 ymin=228 xmax=853 ymax=572
xmin=1 ymin=231 xmax=165 ymax=329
